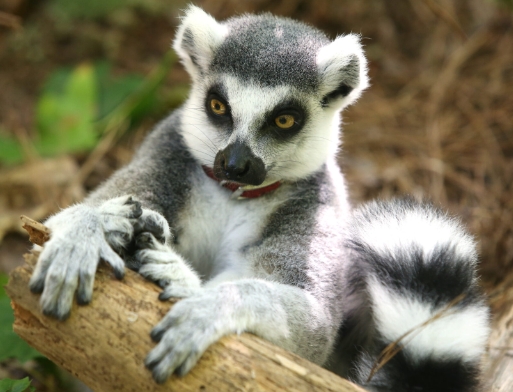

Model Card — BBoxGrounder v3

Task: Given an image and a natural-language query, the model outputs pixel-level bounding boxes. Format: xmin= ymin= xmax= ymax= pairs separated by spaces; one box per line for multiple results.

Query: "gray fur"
xmin=86 ymin=110 xmax=197 ymax=221
xmin=212 ymin=14 xmax=329 ymax=90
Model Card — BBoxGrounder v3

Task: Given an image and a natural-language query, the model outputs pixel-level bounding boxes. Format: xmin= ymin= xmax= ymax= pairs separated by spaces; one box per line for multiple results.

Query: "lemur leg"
xmin=145 ymin=280 xmax=329 ymax=383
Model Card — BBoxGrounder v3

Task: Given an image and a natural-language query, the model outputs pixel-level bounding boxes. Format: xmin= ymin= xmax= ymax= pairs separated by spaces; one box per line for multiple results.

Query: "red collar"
xmin=202 ymin=166 xmax=281 ymax=199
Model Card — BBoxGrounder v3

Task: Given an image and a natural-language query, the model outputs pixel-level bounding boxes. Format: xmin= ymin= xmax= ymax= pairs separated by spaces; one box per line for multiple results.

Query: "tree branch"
xmin=6 ymin=218 xmax=365 ymax=392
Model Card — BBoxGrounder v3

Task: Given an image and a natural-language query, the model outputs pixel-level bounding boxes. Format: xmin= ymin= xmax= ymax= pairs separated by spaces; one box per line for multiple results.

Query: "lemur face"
xmin=175 ymin=6 xmax=368 ymax=185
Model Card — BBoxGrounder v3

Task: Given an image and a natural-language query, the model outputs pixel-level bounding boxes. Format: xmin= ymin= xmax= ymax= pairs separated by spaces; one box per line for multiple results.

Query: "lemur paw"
xmin=29 ymin=196 xmax=141 ymax=320
xmin=134 ymin=232 xmax=201 ymax=298
xmin=98 ymin=195 xmax=142 ymax=252
xmin=133 ymin=209 xmax=171 ymax=245
xmin=145 ymin=292 xmax=224 ymax=382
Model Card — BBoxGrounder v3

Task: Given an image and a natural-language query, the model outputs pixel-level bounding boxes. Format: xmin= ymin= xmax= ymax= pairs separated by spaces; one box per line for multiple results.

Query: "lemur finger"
xmin=29 ymin=244 xmax=58 ymax=294
xmin=42 ymin=243 xmax=99 ymax=320
xmin=135 ymin=232 xmax=160 ymax=250
xmin=146 ymin=327 xmax=192 ymax=379
xmin=105 ymin=230 xmax=133 ymax=253
xmin=40 ymin=262 xmax=79 ymax=320
xmin=149 ymin=313 xmax=182 ymax=343
xmin=99 ymin=195 xmax=142 ymax=219
xmin=138 ymin=261 xmax=173 ymax=287
xmin=77 ymin=263 xmax=97 ymax=305
xmin=39 ymin=266 xmax=65 ymax=318
xmin=135 ymin=247 xmax=183 ymax=265
xmin=100 ymin=242 xmax=125 ymax=280
xmin=54 ymin=268 xmax=80 ymax=320
xmin=150 ymin=343 xmax=190 ymax=383
xmin=159 ymin=284 xmax=201 ymax=300
xmin=175 ymin=353 xmax=201 ymax=377
xmin=123 ymin=196 xmax=143 ymax=217
xmin=134 ymin=210 xmax=171 ymax=244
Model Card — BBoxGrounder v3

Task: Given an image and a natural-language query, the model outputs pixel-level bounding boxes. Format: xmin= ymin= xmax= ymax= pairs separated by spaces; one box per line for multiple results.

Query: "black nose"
xmin=214 ymin=141 xmax=266 ymax=185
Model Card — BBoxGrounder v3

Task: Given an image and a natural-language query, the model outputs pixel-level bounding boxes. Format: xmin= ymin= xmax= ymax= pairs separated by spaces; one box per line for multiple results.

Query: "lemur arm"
xmin=144 ymin=168 xmax=349 ymax=382
xmin=29 ymin=111 xmax=198 ymax=319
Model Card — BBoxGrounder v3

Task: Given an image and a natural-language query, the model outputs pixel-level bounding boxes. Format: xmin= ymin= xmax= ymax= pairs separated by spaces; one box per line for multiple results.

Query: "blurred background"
xmin=0 ymin=0 xmax=511 ymax=390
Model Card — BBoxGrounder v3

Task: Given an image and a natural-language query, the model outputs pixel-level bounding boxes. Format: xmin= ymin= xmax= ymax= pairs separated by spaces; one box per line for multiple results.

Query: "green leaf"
xmin=0 ymin=377 xmax=34 ymax=392
xmin=97 ymin=51 xmax=176 ymax=131
xmin=35 ymin=63 xmax=98 ymax=156
xmin=0 ymin=274 xmax=41 ymax=362
xmin=94 ymin=62 xmax=146 ymax=121
xmin=0 ymin=134 xmax=23 ymax=165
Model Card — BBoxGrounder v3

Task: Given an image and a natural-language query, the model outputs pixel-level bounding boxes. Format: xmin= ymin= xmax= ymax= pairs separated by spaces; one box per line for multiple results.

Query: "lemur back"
xmin=29 ymin=6 xmax=489 ymax=391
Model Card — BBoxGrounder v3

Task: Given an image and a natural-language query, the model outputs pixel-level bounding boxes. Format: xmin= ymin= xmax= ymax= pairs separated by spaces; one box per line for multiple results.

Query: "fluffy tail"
xmin=344 ymin=198 xmax=490 ymax=392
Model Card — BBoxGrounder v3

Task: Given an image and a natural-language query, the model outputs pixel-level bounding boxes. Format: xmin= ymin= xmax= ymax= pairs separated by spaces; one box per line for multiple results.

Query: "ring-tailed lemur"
xmin=29 ymin=6 xmax=490 ymax=391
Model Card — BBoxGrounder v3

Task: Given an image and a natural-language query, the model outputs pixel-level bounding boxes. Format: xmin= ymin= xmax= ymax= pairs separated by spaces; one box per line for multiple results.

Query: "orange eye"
xmin=275 ymin=114 xmax=295 ymax=129
xmin=210 ymin=99 xmax=227 ymax=115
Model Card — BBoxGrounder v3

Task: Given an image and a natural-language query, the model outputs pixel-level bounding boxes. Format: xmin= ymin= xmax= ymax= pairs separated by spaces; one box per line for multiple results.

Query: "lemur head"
xmin=174 ymin=5 xmax=368 ymax=185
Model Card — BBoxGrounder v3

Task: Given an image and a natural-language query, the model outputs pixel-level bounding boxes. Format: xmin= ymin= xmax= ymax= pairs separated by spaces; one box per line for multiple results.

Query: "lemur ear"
xmin=173 ymin=5 xmax=228 ymax=79
xmin=316 ymin=34 xmax=369 ymax=108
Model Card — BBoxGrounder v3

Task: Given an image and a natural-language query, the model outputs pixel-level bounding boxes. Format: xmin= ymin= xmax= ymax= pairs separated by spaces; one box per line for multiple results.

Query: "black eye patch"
xmin=262 ymin=101 xmax=306 ymax=140
xmin=205 ymin=86 xmax=232 ymax=127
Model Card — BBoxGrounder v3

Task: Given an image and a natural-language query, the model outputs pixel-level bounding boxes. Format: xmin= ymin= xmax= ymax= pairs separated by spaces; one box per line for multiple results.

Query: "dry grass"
xmin=340 ymin=2 xmax=513 ymax=281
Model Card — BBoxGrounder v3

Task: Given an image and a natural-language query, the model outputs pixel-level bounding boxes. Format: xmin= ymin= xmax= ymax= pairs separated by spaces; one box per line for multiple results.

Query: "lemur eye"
xmin=275 ymin=115 xmax=295 ymax=129
xmin=210 ymin=99 xmax=227 ymax=115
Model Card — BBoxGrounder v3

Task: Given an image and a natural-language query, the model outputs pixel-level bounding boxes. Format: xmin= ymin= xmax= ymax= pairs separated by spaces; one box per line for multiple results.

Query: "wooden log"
xmin=6 ymin=252 xmax=366 ymax=392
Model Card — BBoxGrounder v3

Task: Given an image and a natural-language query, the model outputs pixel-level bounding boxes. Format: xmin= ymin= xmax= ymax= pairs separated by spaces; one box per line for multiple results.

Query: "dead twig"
xmin=20 ymin=215 xmax=50 ymax=246
xmin=420 ymin=0 xmax=467 ymax=41
xmin=0 ymin=11 xmax=22 ymax=30
xmin=366 ymin=293 xmax=467 ymax=382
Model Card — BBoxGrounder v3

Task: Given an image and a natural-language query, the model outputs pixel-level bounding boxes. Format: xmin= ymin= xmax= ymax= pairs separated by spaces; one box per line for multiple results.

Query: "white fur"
xmin=180 ymin=74 xmax=345 ymax=183
xmin=368 ymin=278 xmax=490 ymax=362
xmin=175 ymin=169 xmax=288 ymax=282
xmin=136 ymin=237 xmax=202 ymax=298
xmin=353 ymin=206 xmax=477 ymax=266
xmin=173 ymin=5 xmax=229 ymax=80
xmin=316 ymin=34 xmax=369 ymax=106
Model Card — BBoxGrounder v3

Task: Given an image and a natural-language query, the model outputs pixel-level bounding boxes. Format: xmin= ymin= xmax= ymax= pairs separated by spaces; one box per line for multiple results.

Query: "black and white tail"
xmin=339 ymin=198 xmax=490 ymax=392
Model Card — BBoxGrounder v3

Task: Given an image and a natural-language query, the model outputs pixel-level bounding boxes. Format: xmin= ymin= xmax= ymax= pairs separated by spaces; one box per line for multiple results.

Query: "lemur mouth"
xmin=203 ymin=166 xmax=281 ymax=199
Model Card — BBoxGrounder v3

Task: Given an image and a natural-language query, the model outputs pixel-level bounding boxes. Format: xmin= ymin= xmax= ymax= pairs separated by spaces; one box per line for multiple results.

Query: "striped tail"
xmin=344 ymin=198 xmax=490 ymax=392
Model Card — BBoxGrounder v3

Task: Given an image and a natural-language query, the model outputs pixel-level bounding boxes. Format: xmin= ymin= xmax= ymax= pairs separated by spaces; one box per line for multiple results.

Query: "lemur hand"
xmin=29 ymin=195 xmax=142 ymax=320
xmin=145 ymin=288 xmax=226 ymax=383
xmin=132 ymin=210 xmax=201 ymax=299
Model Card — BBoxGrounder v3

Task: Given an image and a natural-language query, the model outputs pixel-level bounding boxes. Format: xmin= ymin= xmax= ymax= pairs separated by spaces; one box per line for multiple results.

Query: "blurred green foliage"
xmin=494 ymin=0 xmax=513 ymax=8
xmin=0 ymin=377 xmax=34 ymax=392
xmin=0 ymin=52 xmax=178 ymax=166
xmin=36 ymin=64 xmax=98 ymax=158
xmin=49 ymin=0 xmax=170 ymax=19
xmin=0 ymin=274 xmax=40 ymax=363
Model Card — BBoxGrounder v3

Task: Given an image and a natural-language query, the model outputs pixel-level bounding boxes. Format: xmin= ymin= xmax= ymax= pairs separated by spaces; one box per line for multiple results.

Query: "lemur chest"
xmin=173 ymin=177 xmax=283 ymax=279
